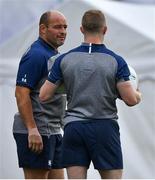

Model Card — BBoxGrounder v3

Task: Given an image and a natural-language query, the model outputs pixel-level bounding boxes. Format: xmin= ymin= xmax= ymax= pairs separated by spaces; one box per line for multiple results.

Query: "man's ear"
xmin=103 ymin=26 xmax=107 ymax=35
xmin=39 ymin=24 xmax=47 ymax=35
xmin=80 ymin=26 xmax=84 ymax=34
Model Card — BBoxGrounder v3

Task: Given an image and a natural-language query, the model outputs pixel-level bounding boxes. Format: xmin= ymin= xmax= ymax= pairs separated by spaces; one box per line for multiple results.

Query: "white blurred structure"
xmin=0 ymin=0 xmax=155 ymax=178
xmin=118 ymin=0 xmax=155 ymax=4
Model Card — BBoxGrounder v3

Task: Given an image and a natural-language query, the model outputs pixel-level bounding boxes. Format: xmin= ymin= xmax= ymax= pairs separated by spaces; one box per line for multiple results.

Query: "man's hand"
xmin=28 ymin=128 xmax=43 ymax=154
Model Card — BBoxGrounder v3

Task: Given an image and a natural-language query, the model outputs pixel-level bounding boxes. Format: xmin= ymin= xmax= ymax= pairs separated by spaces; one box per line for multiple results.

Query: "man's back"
xmin=39 ymin=10 xmax=141 ymax=179
xmin=50 ymin=43 xmax=130 ymax=121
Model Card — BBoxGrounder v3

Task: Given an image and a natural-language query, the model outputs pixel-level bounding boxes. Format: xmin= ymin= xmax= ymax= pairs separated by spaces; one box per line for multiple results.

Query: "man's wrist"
xmin=28 ymin=127 xmax=39 ymax=134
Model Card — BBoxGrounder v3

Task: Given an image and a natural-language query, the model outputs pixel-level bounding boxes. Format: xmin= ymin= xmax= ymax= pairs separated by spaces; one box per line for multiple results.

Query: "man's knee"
xmin=48 ymin=168 xmax=64 ymax=179
xmin=67 ymin=166 xmax=87 ymax=179
xmin=98 ymin=169 xmax=123 ymax=179
xmin=23 ymin=168 xmax=49 ymax=179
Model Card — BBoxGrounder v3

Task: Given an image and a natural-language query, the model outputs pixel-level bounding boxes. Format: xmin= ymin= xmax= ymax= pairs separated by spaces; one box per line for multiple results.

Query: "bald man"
xmin=13 ymin=11 xmax=67 ymax=179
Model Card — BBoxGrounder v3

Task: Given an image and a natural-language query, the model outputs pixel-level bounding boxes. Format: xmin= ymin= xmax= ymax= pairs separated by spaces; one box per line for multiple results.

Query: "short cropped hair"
xmin=82 ymin=10 xmax=106 ymax=33
xmin=39 ymin=11 xmax=51 ymax=26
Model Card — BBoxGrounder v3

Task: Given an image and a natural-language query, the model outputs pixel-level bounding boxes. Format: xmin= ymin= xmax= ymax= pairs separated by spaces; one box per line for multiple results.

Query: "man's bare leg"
xmin=67 ymin=166 xmax=87 ymax=179
xmin=23 ymin=168 xmax=49 ymax=179
xmin=99 ymin=169 xmax=123 ymax=179
xmin=48 ymin=168 xmax=64 ymax=179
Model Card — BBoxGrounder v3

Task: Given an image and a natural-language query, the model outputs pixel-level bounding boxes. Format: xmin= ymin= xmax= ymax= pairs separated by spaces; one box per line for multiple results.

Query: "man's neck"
xmin=39 ymin=36 xmax=58 ymax=51
xmin=84 ymin=35 xmax=103 ymax=44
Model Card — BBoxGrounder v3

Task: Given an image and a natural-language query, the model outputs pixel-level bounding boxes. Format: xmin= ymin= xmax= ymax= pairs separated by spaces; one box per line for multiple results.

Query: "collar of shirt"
xmin=81 ymin=42 xmax=106 ymax=48
xmin=38 ymin=37 xmax=58 ymax=54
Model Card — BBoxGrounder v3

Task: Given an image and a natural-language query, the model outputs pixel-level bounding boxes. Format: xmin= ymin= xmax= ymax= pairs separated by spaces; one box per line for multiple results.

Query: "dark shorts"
xmin=13 ymin=133 xmax=63 ymax=169
xmin=62 ymin=119 xmax=123 ymax=170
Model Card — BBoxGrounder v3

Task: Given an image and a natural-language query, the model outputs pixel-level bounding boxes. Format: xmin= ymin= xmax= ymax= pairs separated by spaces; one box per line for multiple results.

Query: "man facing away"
xmin=39 ymin=10 xmax=142 ymax=179
xmin=13 ymin=11 xmax=67 ymax=179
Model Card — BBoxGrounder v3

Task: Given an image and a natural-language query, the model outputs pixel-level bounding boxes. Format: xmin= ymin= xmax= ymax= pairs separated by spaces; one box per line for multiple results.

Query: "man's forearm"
xmin=16 ymin=94 xmax=37 ymax=130
xmin=39 ymin=80 xmax=58 ymax=102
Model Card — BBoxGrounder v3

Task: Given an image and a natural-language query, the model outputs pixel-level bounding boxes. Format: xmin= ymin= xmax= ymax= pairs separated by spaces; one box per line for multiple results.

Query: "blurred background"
xmin=0 ymin=0 xmax=155 ymax=178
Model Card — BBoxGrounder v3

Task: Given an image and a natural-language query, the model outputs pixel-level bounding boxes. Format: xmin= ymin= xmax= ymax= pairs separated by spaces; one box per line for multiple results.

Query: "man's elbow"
xmin=125 ymin=100 xmax=138 ymax=106
xmin=124 ymin=96 xmax=141 ymax=106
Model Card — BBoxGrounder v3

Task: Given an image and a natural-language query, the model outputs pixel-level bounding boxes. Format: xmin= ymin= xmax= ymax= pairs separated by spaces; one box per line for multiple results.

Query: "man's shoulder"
xmin=21 ymin=40 xmax=47 ymax=60
xmin=21 ymin=47 xmax=44 ymax=62
xmin=30 ymin=40 xmax=45 ymax=54
xmin=58 ymin=46 xmax=82 ymax=60
xmin=103 ymin=46 xmax=125 ymax=62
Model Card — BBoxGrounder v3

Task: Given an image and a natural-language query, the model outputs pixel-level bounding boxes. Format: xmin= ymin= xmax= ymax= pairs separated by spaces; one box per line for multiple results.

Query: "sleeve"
xmin=16 ymin=50 xmax=47 ymax=89
xmin=48 ymin=55 xmax=63 ymax=85
xmin=115 ymin=55 xmax=130 ymax=83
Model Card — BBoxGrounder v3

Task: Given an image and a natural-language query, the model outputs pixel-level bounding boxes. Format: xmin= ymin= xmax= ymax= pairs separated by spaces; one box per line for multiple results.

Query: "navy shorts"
xmin=13 ymin=133 xmax=63 ymax=169
xmin=62 ymin=119 xmax=123 ymax=170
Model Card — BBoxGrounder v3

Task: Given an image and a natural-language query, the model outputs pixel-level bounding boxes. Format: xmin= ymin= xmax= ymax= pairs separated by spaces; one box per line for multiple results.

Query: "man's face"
xmin=45 ymin=14 xmax=67 ymax=49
